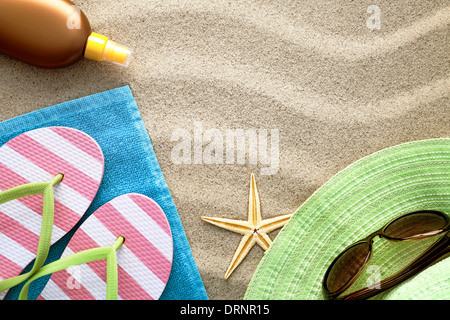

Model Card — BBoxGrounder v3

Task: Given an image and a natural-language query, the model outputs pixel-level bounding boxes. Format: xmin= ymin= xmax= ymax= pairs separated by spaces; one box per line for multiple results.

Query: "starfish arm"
xmin=248 ymin=173 xmax=262 ymax=226
xmin=224 ymin=233 xmax=256 ymax=279
xmin=255 ymin=232 xmax=273 ymax=251
xmin=259 ymin=213 xmax=293 ymax=233
xmin=201 ymin=216 xmax=252 ymax=235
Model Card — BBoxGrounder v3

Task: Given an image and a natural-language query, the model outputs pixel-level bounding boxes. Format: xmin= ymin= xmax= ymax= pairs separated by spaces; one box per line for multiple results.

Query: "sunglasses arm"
xmin=340 ymin=232 xmax=449 ymax=300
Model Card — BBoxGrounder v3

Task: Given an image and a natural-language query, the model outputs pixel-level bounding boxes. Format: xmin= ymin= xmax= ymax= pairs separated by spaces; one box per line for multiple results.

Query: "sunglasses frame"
xmin=322 ymin=210 xmax=450 ymax=300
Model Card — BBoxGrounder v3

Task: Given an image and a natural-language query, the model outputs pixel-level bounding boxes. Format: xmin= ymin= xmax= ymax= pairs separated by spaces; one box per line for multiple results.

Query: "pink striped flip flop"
xmin=36 ymin=193 xmax=173 ymax=300
xmin=0 ymin=127 xmax=104 ymax=298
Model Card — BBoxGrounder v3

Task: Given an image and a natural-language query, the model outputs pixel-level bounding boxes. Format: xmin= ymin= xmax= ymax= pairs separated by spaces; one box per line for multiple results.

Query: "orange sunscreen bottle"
xmin=0 ymin=0 xmax=131 ymax=68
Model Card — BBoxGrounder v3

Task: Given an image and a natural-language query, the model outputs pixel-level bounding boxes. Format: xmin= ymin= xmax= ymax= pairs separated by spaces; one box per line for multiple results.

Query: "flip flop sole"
xmin=38 ymin=194 xmax=173 ymax=300
xmin=0 ymin=127 xmax=104 ymax=291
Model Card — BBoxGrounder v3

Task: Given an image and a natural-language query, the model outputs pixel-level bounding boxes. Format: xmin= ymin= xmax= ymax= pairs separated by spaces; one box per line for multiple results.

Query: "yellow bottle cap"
xmin=84 ymin=32 xmax=132 ymax=67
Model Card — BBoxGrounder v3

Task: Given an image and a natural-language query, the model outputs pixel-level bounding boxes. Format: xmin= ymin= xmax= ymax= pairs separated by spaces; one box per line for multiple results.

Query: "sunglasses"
xmin=322 ymin=210 xmax=450 ymax=300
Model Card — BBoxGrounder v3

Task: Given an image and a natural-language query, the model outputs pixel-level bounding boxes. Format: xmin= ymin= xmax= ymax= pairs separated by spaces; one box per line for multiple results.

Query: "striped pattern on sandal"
xmin=38 ymin=194 xmax=173 ymax=300
xmin=0 ymin=127 xmax=104 ymax=298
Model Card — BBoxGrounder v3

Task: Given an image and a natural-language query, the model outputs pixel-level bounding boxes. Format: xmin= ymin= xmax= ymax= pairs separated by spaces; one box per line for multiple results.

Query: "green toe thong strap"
xmin=0 ymin=174 xmax=64 ymax=292
xmin=19 ymin=236 xmax=125 ymax=300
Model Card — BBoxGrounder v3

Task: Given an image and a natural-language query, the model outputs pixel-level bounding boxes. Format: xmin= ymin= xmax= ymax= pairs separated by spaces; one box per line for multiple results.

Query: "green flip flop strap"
xmin=19 ymin=236 xmax=125 ymax=300
xmin=0 ymin=174 xmax=64 ymax=292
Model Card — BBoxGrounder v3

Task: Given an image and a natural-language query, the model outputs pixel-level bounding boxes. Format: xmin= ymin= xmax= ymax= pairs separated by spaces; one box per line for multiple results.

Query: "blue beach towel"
xmin=1 ymin=86 xmax=208 ymax=300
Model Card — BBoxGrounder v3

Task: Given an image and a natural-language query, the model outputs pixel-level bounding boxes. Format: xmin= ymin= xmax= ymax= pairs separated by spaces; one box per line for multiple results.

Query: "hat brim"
xmin=245 ymin=138 xmax=450 ymax=300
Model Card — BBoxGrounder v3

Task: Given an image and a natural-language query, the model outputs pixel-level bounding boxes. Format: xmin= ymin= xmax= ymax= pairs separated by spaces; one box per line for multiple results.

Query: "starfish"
xmin=201 ymin=173 xmax=293 ymax=279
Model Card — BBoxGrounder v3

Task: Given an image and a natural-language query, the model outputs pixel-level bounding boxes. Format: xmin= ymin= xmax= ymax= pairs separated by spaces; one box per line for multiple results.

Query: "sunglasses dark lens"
xmin=384 ymin=211 xmax=447 ymax=239
xmin=326 ymin=242 xmax=370 ymax=294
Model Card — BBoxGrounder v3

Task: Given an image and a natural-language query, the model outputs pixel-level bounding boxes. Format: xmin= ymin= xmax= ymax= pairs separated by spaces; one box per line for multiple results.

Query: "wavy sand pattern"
xmin=0 ymin=1 xmax=449 ymax=300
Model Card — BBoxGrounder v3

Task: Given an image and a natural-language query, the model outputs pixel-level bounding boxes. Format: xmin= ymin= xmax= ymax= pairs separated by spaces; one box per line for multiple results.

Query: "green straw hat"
xmin=245 ymin=138 xmax=450 ymax=300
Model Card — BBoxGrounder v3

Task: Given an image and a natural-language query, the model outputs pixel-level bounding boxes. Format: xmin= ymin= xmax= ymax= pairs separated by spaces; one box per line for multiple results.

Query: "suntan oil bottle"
xmin=0 ymin=0 xmax=131 ymax=68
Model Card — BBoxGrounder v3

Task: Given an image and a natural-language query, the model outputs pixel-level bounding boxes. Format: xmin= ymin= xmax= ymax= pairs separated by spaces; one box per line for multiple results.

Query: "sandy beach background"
xmin=0 ymin=0 xmax=449 ymax=299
